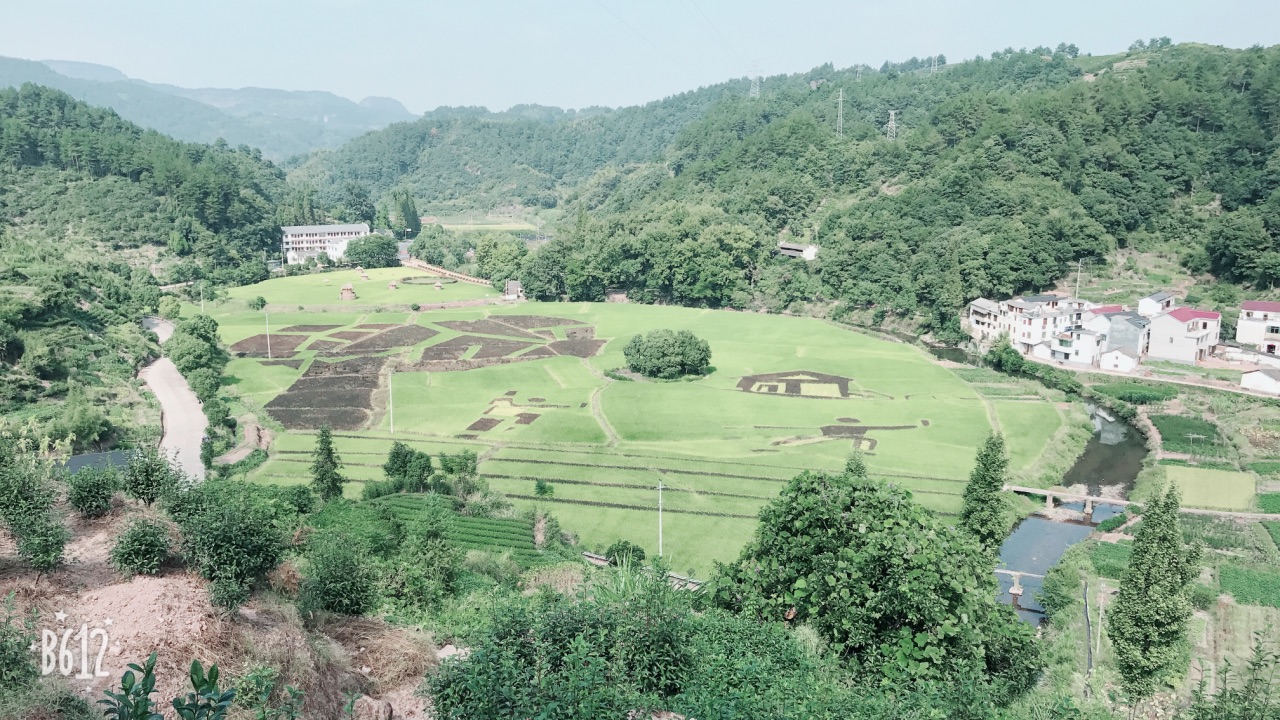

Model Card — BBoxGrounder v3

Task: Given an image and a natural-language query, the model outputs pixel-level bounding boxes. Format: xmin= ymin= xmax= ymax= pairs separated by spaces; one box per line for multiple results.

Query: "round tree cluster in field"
xmin=623 ymin=329 xmax=711 ymax=379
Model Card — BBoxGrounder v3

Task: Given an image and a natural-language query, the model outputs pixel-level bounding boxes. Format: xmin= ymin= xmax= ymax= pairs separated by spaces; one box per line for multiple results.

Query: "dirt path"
xmin=579 ymin=360 xmax=620 ymax=447
xmin=140 ymin=317 xmax=207 ymax=481
xmin=214 ymin=421 xmax=273 ymax=465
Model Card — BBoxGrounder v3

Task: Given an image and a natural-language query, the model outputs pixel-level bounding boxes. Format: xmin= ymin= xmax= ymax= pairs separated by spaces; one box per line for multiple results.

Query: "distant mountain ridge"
xmin=0 ymin=56 xmax=416 ymax=160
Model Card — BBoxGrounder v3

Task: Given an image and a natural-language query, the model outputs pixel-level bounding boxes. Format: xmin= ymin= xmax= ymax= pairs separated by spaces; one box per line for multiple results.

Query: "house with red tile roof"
xmin=1147 ymin=306 xmax=1221 ymax=364
xmin=1237 ymin=300 xmax=1280 ymax=354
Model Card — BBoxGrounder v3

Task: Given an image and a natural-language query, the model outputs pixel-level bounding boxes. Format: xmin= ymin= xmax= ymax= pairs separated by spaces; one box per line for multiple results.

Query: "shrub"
xmin=124 ymin=448 xmax=182 ymax=507
xmin=605 ymin=539 xmax=646 ymax=566
xmin=1259 ymin=494 xmax=1280 ymax=514
xmin=110 ymin=518 xmax=171 ymax=577
xmin=300 ymin=536 xmax=379 ymax=615
xmin=410 ymin=303 xmax=420 ymax=311
xmin=66 ymin=467 xmax=118 ymax=518
xmin=280 ymin=485 xmax=316 ymax=515
xmin=623 ymin=329 xmax=711 ymax=379
xmin=1190 ymin=583 xmax=1218 ymax=611
xmin=1094 ymin=513 xmax=1129 ymax=533
xmin=248 ymin=296 xmax=267 ymax=311
xmin=1093 ymin=383 xmax=1177 ymax=405
xmin=534 ymin=479 xmax=553 ymax=497
xmin=0 ymin=592 xmax=37 ymax=688
xmin=178 ymin=491 xmax=286 ymax=609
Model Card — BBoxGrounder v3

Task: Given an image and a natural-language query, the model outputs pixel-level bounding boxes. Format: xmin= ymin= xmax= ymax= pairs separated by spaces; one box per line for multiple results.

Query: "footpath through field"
xmin=141 ymin=317 xmax=207 ymax=481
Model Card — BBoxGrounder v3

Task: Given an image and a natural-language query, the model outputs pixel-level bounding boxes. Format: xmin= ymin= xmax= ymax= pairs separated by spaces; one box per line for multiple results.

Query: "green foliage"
xmin=438 ymin=450 xmax=477 ymax=477
xmin=1088 ymin=540 xmax=1132 ymax=580
xmin=173 ymin=483 xmax=288 ymax=609
xmin=0 ymin=592 xmax=37 ymax=688
xmin=379 ymin=525 xmax=462 ymax=612
xmin=111 ymin=518 xmax=171 ymax=577
xmin=124 ymin=447 xmax=182 ymax=507
xmin=300 ymin=535 xmax=380 ymax=615
xmin=310 ymin=425 xmax=344 ymax=500
xmin=1247 ymin=461 xmax=1280 ymax=475
xmin=605 ymin=539 xmax=646 ymax=566
xmin=1262 ymin=521 xmax=1280 ymax=550
xmin=474 ymin=233 xmax=527 ymax=287
xmin=960 ymin=433 xmax=1012 ymax=557
xmin=66 ymin=466 xmax=119 ymax=517
xmin=1094 ymin=512 xmax=1129 ymax=533
xmin=171 ymin=660 xmax=235 ymax=720
xmin=533 ymin=478 xmax=553 ymax=497
xmin=1092 ymin=383 xmax=1177 ymax=405
xmin=623 ymin=329 xmax=712 ymax=379
xmin=247 ymin=296 xmax=266 ymax=311
xmin=159 ymin=296 xmax=182 ymax=320
xmin=1037 ymin=547 xmax=1089 ymax=621
xmin=710 ymin=467 xmax=1040 ymax=695
xmin=1220 ymin=564 xmax=1280 ymax=608
xmin=1107 ymin=486 xmax=1201 ymax=700
xmin=215 ymin=448 xmax=269 ymax=480
xmin=99 ymin=652 xmax=162 ymax=720
xmin=1189 ymin=583 xmax=1218 ymax=611
xmin=0 ymin=436 xmax=69 ymax=571
xmin=343 ymin=235 xmax=399 ymax=268
xmin=1189 ymin=633 xmax=1280 ymax=718
xmin=1258 ymin=494 xmax=1280 ymax=513
xmin=234 ymin=665 xmax=304 ymax=720
xmin=1149 ymin=415 xmax=1227 ymax=457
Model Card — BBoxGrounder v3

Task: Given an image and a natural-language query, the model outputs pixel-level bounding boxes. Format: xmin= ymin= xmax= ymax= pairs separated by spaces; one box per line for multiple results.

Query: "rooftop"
xmin=1089 ymin=305 xmax=1125 ymax=315
xmin=1144 ymin=291 xmax=1173 ymax=302
xmin=282 ymin=223 xmax=371 ymax=235
xmin=1243 ymin=300 xmax=1280 ymax=313
xmin=969 ymin=298 xmax=1000 ymax=313
xmin=1168 ymin=307 xmax=1221 ymax=322
xmin=1247 ymin=368 xmax=1280 ymax=382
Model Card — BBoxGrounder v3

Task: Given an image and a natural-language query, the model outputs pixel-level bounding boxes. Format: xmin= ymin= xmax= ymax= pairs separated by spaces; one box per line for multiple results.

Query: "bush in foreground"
xmin=623 ymin=329 xmax=711 ymax=379
xmin=301 ymin=536 xmax=379 ymax=615
xmin=110 ymin=518 xmax=171 ymax=577
xmin=66 ymin=467 xmax=119 ymax=518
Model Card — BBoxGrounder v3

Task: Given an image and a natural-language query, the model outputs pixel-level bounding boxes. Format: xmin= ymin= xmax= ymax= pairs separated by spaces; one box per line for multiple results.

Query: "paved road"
xmin=141 ymin=317 xmax=206 ymax=481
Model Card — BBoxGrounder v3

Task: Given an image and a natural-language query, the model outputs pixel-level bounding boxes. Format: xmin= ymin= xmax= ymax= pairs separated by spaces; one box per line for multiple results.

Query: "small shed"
xmin=434 ymin=281 xmax=444 ymax=290
xmin=1100 ymin=347 xmax=1140 ymax=373
xmin=504 ymin=279 xmax=523 ymax=301
xmin=1242 ymin=368 xmax=1280 ymax=395
xmin=387 ymin=281 xmax=398 ymax=290
xmin=340 ymin=283 xmax=357 ymax=301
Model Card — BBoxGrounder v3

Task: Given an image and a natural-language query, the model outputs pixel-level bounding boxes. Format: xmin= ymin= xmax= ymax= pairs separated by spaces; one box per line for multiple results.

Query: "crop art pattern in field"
xmin=737 ymin=370 xmax=891 ymax=400
xmin=265 ymin=356 xmax=388 ymax=430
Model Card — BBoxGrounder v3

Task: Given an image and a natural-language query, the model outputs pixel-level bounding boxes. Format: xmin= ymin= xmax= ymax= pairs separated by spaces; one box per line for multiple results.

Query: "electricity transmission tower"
xmin=886 ymin=110 xmax=897 ymax=141
xmin=750 ymin=74 xmax=761 ymax=98
xmin=931 ymin=55 xmax=938 ymax=74
xmin=856 ymin=66 xmax=862 ymax=82
xmin=836 ymin=88 xmax=843 ymax=138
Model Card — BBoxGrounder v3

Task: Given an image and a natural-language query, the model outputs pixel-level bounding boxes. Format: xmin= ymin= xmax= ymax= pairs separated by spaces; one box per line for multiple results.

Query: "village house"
xmin=1146 ymin=307 xmax=1221 ymax=364
xmin=1242 ymin=368 xmax=1280 ymax=395
xmin=776 ymin=240 xmax=818 ymax=260
xmin=1100 ymin=347 xmax=1141 ymax=373
xmin=964 ymin=294 xmax=1096 ymax=360
xmin=1235 ymin=300 xmax=1280 ymax=355
xmin=281 ymin=223 xmax=370 ymax=264
xmin=1137 ymin=291 xmax=1176 ymax=318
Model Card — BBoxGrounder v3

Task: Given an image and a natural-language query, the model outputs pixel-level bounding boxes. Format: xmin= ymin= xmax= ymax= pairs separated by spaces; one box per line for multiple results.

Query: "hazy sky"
xmin=3 ymin=0 xmax=1277 ymax=113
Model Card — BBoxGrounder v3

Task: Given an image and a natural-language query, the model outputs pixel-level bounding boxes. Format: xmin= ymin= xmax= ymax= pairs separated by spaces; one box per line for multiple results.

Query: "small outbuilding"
xmin=1100 ymin=347 xmax=1140 ymax=373
xmin=340 ymin=283 xmax=357 ymax=301
xmin=1242 ymin=368 xmax=1280 ymax=395
xmin=388 ymin=281 xmax=398 ymax=290
xmin=504 ymin=279 xmax=524 ymax=301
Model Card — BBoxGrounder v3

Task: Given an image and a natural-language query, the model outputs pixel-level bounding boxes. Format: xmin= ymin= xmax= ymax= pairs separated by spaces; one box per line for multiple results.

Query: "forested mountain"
xmin=447 ymin=42 xmax=1280 ymax=339
xmin=0 ymin=84 xmax=288 ymax=446
xmin=0 ymin=56 xmax=416 ymax=160
xmin=288 ymin=83 xmax=752 ymax=212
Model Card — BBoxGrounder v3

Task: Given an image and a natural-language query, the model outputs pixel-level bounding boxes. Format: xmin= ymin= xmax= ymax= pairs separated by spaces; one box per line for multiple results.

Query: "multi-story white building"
xmin=1236 ymin=300 xmax=1280 ymax=355
xmin=1137 ymin=291 xmax=1176 ymax=318
xmin=281 ymin=223 xmax=371 ymax=264
xmin=1147 ymin=307 xmax=1221 ymax=364
xmin=964 ymin=294 xmax=1096 ymax=361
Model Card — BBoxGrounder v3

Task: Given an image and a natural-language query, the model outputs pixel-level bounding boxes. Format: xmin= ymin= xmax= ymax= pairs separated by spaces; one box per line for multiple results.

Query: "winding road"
xmin=141 ymin=317 xmax=207 ymax=481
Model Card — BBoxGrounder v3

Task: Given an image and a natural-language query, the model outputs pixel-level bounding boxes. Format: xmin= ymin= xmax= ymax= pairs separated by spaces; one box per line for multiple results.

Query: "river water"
xmin=995 ymin=406 xmax=1149 ymax=623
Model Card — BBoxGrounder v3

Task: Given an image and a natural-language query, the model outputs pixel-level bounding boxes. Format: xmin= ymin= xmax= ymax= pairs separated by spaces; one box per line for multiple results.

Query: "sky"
xmin=3 ymin=0 xmax=1279 ymax=114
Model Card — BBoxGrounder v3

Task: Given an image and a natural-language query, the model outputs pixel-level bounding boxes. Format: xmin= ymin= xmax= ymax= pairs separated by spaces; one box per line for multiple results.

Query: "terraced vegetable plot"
xmin=373 ymin=494 xmax=545 ymax=565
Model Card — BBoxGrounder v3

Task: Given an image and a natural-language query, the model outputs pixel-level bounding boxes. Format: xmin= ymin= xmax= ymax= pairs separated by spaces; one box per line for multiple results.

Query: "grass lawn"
xmin=227 ymin=266 xmax=496 ymax=308
xmin=203 ymin=288 xmax=1077 ymax=575
xmin=1166 ymin=465 xmax=1256 ymax=511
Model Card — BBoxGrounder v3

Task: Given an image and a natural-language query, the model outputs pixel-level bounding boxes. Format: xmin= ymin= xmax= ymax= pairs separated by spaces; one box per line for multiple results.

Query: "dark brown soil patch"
xmin=456 ymin=434 xmax=479 ymax=440
xmin=304 ymin=356 xmax=388 ymax=378
xmin=279 ymin=324 xmax=340 ymax=332
xmin=819 ymin=424 xmax=916 ymax=437
xmin=267 ymin=407 xmax=370 ymax=431
xmin=466 ymin=418 xmax=502 ymax=432
xmin=266 ymin=388 xmax=376 ymax=409
xmin=330 ymin=331 xmax=374 ymax=341
xmin=287 ymin=376 xmax=380 ymax=393
xmin=580 ymin=402 xmax=588 ymax=408
xmin=308 ymin=340 xmax=343 ymax=351
xmin=473 ymin=338 xmax=537 ymax=359
xmin=564 ymin=326 xmax=595 ymax=340
xmin=230 ymin=334 xmax=310 ymax=355
xmin=504 ymin=390 xmax=517 ymax=396
xmin=438 ymin=319 xmax=545 ymax=340
xmin=921 ymin=419 xmax=930 ymax=426
xmin=520 ymin=346 xmax=557 ymax=359
xmin=345 ymin=324 xmax=439 ymax=352
xmin=419 ymin=336 xmax=478 ymax=361
xmin=357 ymin=323 xmax=399 ymax=330
xmin=258 ymin=359 xmax=304 ymax=369
xmin=737 ymin=370 xmax=856 ymax=398
xmin=547 ymin=339 xmax=606 ymax=358
xmin=528 ymin=397 xmax=545 ymax=403
xmin=515 ymin=413 xmax=541 ymax=425
xmin=496 ymin=315 xmax=587 ymax=329
xmin=836 ymin=417 xmax=859 ymax=423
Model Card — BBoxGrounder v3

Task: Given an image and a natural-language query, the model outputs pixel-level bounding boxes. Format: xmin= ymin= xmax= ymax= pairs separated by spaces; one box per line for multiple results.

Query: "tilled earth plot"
xmin=229 ymin=334 xmax=311 ymax=358
xmin=264 ymin=356 xmax=387 ymax=430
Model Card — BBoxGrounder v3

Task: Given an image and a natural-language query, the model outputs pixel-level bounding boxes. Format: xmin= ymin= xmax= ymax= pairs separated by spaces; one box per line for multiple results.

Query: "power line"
xmin=683 ymin=0 xmax=749 ymax=68
xmin=592 ymin=0 xmax=699 ymax=80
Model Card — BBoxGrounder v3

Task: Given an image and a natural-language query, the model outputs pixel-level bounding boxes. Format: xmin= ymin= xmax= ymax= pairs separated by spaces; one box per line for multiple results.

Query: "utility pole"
xmin=1074 ymin=258 xmax=1084 ymax=298
xmin=657 ymin=480 xmax=664 ymax=557
xmin=264 ymin=310 xmax=271 ymax=360
xmin=886 ymin=110 xmax=897 ymax=141
xmin=836 ymin=88 xmax=844 ymax=138
xmin=199 ymin=281 xmax=205 ymax=314
xmin=389 ymin=370 xmax=395 ymax=434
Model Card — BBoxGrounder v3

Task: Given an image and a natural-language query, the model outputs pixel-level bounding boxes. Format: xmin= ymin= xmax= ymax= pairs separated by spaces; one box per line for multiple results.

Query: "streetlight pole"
xmin=264 ymin=309 xmax=271 ymax=360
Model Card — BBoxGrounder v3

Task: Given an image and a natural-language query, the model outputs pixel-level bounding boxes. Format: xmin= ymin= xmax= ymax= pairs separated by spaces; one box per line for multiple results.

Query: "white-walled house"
xmin=1146 ymin=307 xmax=1221 ymax=364
xmin=1138 ymin=291 xmax=1176 ymax=318
xmin=1100 ymin=347 xmax=1141 ymax=373
xmin=964 ymin=294 xmax=1096 ymax=359
xmin=1242 ymin=368 xmax=1280 ymax=395
xmin=281 ymin=223 xmax=370 ymax=264
xmin=1236 ymin=300 xmax=1280 ymax=354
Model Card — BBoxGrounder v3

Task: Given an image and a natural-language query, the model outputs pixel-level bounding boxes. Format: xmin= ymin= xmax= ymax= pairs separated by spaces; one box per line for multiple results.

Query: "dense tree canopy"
xmin=623 ymin=329 xmax=712 ymax=379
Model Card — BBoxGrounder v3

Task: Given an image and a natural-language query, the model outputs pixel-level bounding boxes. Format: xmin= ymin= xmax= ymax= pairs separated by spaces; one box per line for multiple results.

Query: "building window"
xmin=1268 ymin=326 xmax=1280 ymax=335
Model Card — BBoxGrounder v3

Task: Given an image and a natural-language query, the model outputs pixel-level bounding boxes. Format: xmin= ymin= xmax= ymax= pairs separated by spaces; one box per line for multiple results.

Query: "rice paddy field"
xmin=201 ymin=276 xmax=1074 ymax=575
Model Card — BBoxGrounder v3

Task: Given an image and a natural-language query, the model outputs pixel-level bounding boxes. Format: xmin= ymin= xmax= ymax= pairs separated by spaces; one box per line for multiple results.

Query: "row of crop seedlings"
xmin=373 ymin=495 xmax=545 ymax=565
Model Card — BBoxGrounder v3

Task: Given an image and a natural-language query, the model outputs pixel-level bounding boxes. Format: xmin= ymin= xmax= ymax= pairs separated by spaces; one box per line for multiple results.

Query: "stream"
xmin=995 ymin=406 xmax=1149 ymax=623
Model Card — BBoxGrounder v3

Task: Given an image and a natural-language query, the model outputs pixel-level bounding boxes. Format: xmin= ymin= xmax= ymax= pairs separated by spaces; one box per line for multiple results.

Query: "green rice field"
xmin=200 ymin=277 xmax=1078 ymax=575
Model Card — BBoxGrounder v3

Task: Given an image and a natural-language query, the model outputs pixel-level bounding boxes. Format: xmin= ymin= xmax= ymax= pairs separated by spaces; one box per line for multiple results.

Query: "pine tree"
xmin=1107 ymin=486 xmax=1201 ymax=703
xmin=310 ymin=425 xmax=345 ymax=501
xmin=844 ymin=451 xmax=867 ymax=478
xmin=959 ymin=433 xmax=1011 ymax=557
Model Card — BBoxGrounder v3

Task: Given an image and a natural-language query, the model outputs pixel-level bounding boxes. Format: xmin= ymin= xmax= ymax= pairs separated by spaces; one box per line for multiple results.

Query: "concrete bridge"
xmin=401 ymin=258 xmax=492 ymax=287
xmin=1003 ymin=484 xmax=1280 ymax=522
xmin=995 ymin=569 xmax=1046 ymax=610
